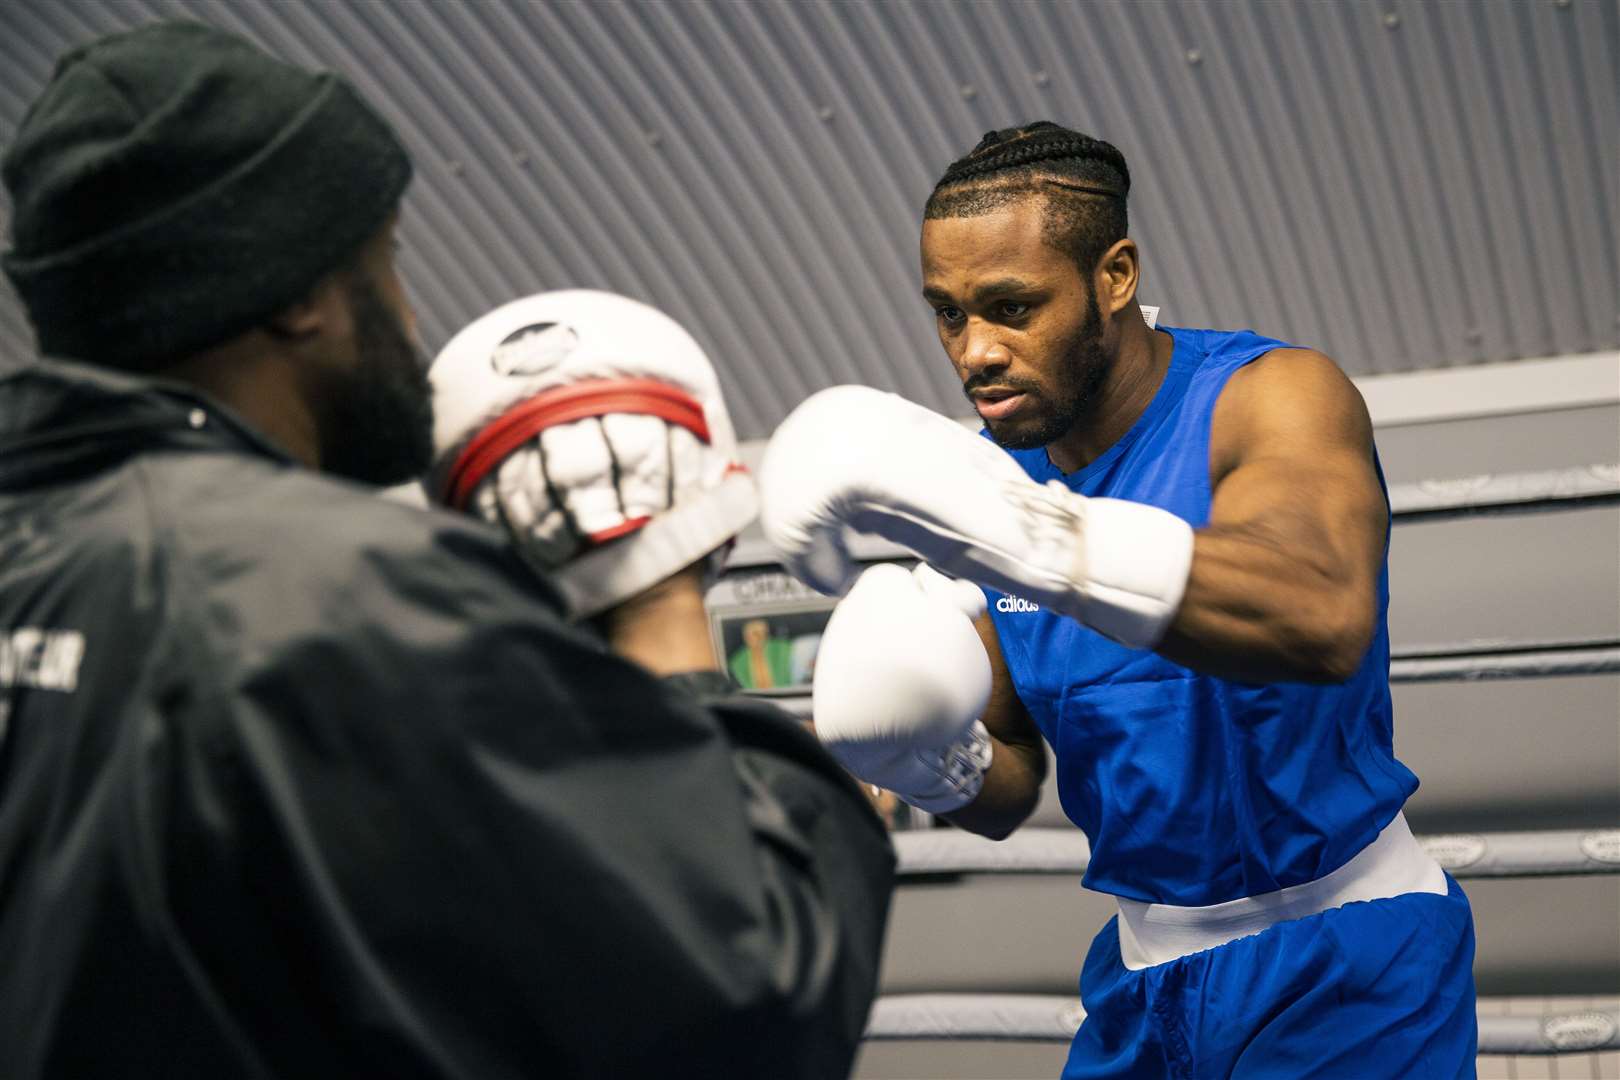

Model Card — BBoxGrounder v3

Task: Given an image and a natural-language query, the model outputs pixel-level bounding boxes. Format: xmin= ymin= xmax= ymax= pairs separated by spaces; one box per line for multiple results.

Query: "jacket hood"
xmin=0 ymin=359 xmax=290 ymax=491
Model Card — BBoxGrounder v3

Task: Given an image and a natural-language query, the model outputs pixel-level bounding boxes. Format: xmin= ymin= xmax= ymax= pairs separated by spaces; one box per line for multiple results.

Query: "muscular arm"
xmin=943 ymin=612 xmax=1047 ymax=840
xmin=1156 ymin=349 xmax=1387 ymax=683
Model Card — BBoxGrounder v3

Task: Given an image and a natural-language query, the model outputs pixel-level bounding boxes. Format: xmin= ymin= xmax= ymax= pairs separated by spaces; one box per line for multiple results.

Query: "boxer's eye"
xmin=997 ymin=301 xmax=1029 ymax=320
xmin=935 ymin=306 xmax=965 ymax=328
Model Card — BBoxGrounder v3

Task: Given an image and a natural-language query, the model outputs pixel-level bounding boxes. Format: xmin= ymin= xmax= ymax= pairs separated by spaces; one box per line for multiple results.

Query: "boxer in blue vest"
xmin=762 ymin=122 xmax=1478 ymax=1078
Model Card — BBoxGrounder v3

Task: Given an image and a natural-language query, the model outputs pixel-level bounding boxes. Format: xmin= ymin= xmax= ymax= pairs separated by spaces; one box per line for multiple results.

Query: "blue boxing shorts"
xmin=1065 ymin=875 xmax=1478 ymax=1079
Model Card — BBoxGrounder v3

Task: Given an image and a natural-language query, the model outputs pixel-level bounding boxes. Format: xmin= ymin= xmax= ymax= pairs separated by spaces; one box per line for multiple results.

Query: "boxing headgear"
xmin=428 ymin=290 xmax=758 ymax=619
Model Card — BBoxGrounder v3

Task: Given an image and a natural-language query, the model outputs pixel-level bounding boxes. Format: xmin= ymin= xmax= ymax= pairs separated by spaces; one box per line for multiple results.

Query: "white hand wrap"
xmin=812 ymin=563 xmax=993 ymax=814
xmin=760 ymin=386 xmax=1194 ymax=649
xmin=427 ymin=290 xmax=758 ymax=618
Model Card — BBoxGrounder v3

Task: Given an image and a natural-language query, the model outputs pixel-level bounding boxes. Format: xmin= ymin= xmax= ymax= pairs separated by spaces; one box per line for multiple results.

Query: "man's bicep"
xmin=1209 ymin=452 xmax=1386 ymax=561
xmin=1208 ymin=349 xmax=1387 ymax=576
xmin=1160 ymin=351 xmax=1388 ymax=681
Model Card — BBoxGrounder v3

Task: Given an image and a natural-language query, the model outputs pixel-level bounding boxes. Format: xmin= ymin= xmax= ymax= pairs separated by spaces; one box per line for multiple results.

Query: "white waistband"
xmin=1115 ymin=812 xmax=1447 ymax=971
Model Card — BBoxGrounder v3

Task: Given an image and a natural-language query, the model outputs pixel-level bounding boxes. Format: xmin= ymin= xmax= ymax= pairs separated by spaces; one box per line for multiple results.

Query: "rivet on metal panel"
xmin=960 ymin=84 xmax=976 ymax=99
xmin=1033 ymin=71 xmax=1050 ymax=86
xmin=817 ymin=105 xmax=834 ymax=121
xmin=1383 ymin=11 xmax=1400 ymax=28
xmin=1185 ymin=48 xmax=1202 ymax=66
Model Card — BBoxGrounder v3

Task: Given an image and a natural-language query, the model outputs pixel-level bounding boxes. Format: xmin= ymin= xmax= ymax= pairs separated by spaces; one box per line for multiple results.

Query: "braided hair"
xmin=925 ymin=121 xmax=1129 ymax=276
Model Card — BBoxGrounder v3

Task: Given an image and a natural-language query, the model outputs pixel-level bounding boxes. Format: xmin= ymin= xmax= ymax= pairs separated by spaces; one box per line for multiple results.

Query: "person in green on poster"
xmin=730 ymin=617 xmax=797 ymax=689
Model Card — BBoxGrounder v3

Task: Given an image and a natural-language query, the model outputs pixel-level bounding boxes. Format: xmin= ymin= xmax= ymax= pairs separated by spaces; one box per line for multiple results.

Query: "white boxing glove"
xmin=812 ymin=562 xmax=994 ymax=814
xmin=427 ymin=291 xmax=758 ymax=618
xmin=759 ymin=386 xmax=1195 ymax=650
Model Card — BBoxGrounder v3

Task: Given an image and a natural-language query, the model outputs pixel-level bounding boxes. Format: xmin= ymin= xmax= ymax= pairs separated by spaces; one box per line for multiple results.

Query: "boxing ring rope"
xmin=1388 ymin=639 xmax=1620 ymax=682
xmin=890 ymin=827 xmax=1620 ymax=880
xmin=1385 ymin=463 xmax=1619 ymax=521
xmin=863 ymin=994 xmax=1620 ymax=1055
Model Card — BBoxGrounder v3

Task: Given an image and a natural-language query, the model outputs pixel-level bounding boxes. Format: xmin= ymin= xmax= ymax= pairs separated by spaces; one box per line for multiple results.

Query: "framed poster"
xmin=706 ymin=567 xmax=838 ymax=695
xmin=709 ymin=595 xmax=835 ymax=696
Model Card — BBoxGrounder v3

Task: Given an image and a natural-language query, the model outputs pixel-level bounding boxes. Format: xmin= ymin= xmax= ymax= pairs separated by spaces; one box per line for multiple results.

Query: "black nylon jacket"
xmin=0 ymin=360 xmax=894 ymax=1079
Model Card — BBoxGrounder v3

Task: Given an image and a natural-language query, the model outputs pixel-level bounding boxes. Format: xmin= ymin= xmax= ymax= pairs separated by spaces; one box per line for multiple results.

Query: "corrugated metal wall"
xmin=2 ymin=0 xmax=1616 ymax=437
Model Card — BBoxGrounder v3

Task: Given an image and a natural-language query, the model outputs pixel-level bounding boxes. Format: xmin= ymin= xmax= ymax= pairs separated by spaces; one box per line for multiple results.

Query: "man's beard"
xmin=317 ymin=274 xmax=435 ymax=486
xmin=976 ymin=287 xmax=1111 ymax=452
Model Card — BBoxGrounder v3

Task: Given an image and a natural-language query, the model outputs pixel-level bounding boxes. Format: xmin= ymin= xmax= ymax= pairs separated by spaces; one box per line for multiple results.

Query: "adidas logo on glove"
xmin=995 ymin=595 xmax=1041 ymax=613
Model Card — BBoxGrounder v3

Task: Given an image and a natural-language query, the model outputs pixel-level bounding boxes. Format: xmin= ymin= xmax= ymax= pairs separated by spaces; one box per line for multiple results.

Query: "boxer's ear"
xmin=1094 ymin=238 xmax=1141 ymax=318
xmin=263 ymin=271 xmax=348 ymax=344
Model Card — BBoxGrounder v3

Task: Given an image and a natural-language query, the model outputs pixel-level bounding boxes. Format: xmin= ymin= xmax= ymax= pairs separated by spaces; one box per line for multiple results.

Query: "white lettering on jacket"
xmin=0 ymin=627 xmax=86 ymax=692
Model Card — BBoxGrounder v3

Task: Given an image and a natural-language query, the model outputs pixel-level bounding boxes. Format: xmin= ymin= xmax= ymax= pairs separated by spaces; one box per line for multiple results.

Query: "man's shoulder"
xmin=1208 ymin=344 xmax=1373 ymax=477
xmin=146 ymin=452 xmax=568 ymax=637
xmin=1168 ymin=325 xmax=1305 ymax=370
xmin=1171 ymin=318 xmax=1343 ymax=408
xmin=1219 ymin=345 xmax=1350 ymax=401
xmin=155 ymin=451 xmax=444 ymax=543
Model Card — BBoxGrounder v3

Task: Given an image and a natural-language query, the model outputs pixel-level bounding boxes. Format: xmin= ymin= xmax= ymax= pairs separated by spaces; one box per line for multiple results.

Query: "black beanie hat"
xmin=1 ymin=20 xmax=413 ymax=369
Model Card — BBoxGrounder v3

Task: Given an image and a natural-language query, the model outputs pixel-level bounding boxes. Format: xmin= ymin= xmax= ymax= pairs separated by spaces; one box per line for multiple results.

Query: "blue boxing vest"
xmin=985 ymin=326 xmax=1418 ymax=907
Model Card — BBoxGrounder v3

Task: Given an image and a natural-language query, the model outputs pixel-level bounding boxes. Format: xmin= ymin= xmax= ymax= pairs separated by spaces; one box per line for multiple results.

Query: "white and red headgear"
xmin=428 ymin=290 xmax=757 ymax=618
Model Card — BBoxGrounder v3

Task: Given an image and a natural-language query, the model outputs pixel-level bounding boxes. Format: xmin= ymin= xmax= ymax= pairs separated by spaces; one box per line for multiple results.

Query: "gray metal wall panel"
xmin=1396 ymin=675 xmax=1620 ymax=834
xmin=1013 ymin=675 xmax=1620 ymax=835
xmin=2 ymin=1 xmax=1615 ymax=430
xmin=879 ymin=874 xmax=1107 ymax=995
xmin=1387 ymin=507 xmax=1620 ymax=649
xmin=1467 ymin=875 xmax=1620 ymax=996
xmin=854 ymin=1039 xmax=1070 ymax=1080
xmin=878 ymin=871 xmax=1620 ymax=997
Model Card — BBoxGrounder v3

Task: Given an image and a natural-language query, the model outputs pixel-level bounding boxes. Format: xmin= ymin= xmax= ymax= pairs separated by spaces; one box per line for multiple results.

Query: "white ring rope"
xmin=863 ymin=994 xmax=1620 ymax=1055
xmin=1389 ymin=642 xmax=1620 ymax=681
xmin=893 ymin=827 xmax=1620 ymax=879
xmin=1387 ymin=463 xmax=1620 ymax=520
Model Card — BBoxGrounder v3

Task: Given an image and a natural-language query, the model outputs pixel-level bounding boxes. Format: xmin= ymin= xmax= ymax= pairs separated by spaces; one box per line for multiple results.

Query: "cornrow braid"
xmin=925 ymin=121 xmax=1131 ymax=275
xmin=940 ymin=125 xmax=1130 ymax=195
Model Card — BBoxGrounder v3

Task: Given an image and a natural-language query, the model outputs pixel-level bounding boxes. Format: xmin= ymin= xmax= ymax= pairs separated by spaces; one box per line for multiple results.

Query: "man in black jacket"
xmin=0 ymin=20 xmax=892 ymax=1079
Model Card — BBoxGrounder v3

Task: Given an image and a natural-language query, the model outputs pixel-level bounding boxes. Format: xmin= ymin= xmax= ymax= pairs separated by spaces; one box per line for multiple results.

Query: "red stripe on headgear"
xmin=442 ymin=379 xmax=710 ymax=511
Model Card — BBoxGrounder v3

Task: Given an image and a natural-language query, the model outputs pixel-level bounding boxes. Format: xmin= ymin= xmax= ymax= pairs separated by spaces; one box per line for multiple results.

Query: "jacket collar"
xmin=0 ymin=358 xmax=294 ymax=491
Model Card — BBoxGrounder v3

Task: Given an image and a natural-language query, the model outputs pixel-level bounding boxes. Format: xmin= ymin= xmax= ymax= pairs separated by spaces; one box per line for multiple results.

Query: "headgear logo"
xmin=490 ymin=322 xmax=579 ymax=376
xmin=995 ymin=596 xmax=1041 ymax=614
